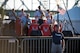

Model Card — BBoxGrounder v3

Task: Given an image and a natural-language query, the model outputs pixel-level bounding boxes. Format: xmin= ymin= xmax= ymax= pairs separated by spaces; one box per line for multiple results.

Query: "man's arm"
xmin=61 ymin=33 xmax=65 ymax=51
xmin=62 ymin=39 xmax=65 ymax=51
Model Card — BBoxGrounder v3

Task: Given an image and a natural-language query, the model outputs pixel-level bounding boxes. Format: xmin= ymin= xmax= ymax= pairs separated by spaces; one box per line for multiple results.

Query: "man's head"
xmin=26 ymin=13 xmax=30 ymax=18
xmin=12 ymin=8 xmax=15 ymax=11
xmin=38 ymin=6 xmax=41 ymax=10
xmin=21 ymin=9 xmax=24 ymax=12
xmin=46 ymin=9 xmax=50 ymax=13
xmin=53 ymin=25 xmax=59 ymax=32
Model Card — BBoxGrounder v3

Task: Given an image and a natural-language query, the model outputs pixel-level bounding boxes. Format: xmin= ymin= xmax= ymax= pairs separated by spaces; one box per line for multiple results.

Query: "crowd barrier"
xmin=0 ymin=36 xmax=80 ymax=53
xmin=64 ymin=37 xmax=80 ymax=53
xmin=0 ymin=36 xmax=19 ymax=53
xmin=21 ymin=36 xmax=52 ymax=53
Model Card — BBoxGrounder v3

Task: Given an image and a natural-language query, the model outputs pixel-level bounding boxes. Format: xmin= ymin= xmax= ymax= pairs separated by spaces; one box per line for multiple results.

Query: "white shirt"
xmin=45 ymin=12 xmax=52 ymax=24
xmin=34 ymin=10 xmax=43 ymax=20
xmin=9 ymin=11 xmax=16 ymax=20
xmin=18 ymin=12 xmax=26 ymax=18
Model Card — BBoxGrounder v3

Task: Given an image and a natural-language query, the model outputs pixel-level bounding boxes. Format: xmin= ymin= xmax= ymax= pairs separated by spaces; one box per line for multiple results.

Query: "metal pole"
xmin=66 ymin=0 xmax=68 ymax=9
xmin=31 ymin=0 xmax=33 ymax=10
xmin=14 ymin=0 xmax=15 ymax=9
xmin=49 ymin=0 xmax=50 ymax=10
xmin=57 ymin=5 xmax=59 ymax=25
xmin=57 ymin=12 xmax=59 ymax=24
xmin=62 ymin=0 xmax=76 ymax=34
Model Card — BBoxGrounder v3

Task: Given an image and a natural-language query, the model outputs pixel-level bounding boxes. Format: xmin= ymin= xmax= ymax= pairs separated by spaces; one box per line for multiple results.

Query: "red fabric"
xmin=28 ymin=23 xmax=39 ymax=36
xmin=40 ymin=23 xmax=51 ymax=36
xmin=32 ymin=20 xmax=36 ymax=23
xmin=15 ymin=19 xmax=22 ymax=36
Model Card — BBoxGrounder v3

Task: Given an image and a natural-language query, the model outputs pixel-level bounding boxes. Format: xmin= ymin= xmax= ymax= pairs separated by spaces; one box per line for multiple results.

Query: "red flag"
xmin=57 ymin=5 xmax=66 ymax=15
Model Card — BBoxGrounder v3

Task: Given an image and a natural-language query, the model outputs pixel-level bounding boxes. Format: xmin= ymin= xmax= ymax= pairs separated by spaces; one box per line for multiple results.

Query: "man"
xmin=9 ymin=8 xmax=16 ymax=21
xmin=20 ymin=13 xmax=31 ymax=35
xmin=18 ymin=9 xmax=26 ymax=19
xmin=51 ymin=25 xmax=65 ymax=53
xmin=9 ymin=9 xmax=17 ymax=30
xmin=45 ymin=9 xmax=52 ymax=24
xmin=34 ymin=6 xmax=43 ymax=21
xmin=37 ymin=14 xmax=44 ymax=26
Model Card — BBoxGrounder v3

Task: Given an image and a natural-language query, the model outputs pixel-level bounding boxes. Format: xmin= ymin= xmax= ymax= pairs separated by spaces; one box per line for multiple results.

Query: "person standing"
xmin=18 ymin=9 xmax=26 ymax=19
xmin=20 ymin=13 xmax=31 ymax=35
xmin=9 ymin=8 xmax=16 ymax=21
xmin=9 ymin=9 xmax=17 ymax=31
xmin=45 ymin=9 xmax=52 ymax=24
xmin=37 ymin=14 xmax=44 ymax=26
xmin=34 ymin=6 xmax=43 ymax=21
xmin=51 ymin=25 xmax=65 ymax=53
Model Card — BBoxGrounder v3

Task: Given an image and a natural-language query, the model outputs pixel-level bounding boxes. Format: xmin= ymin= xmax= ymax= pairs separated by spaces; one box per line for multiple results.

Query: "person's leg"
xmin=23 ymin=25 xmax=28 ymax=36
xmin=57 ymin=44 xmax=63 ymax=53
xmin=51 ymin=42 xmax=57 ymax=53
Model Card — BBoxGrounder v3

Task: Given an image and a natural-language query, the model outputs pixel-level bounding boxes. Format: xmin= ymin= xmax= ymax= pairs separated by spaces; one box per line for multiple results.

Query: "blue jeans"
xmin=51 ymin=42 xmax=62 ymax=53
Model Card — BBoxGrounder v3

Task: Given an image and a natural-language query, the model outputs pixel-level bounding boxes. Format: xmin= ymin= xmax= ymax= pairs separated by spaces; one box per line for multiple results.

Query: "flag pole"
xmin=56 ymin=0 xmax=60 ymax=25
xmin=57 ymin=4 xmax=59 ymax=25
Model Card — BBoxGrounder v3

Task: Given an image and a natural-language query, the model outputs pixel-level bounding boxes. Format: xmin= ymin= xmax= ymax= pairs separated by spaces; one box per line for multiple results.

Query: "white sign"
xmin=8 ymin=39 xmax=15 ymax=43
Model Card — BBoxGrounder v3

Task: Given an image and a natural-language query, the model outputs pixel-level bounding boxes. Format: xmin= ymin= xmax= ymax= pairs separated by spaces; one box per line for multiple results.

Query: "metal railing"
xmin=0 ymin=36 xmax=80 ymax=53
xmin=21 ymin=36 xmax=52 ymax=53
xmin=64 ymin=37 xmax=80 ymax=53
xmin=0 ymin=36 xmax=19 ymax=53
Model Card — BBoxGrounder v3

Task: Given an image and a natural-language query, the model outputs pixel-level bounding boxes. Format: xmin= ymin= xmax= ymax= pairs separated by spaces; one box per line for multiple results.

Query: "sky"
xmin=0 ymin=0 xmax=76 ymax=11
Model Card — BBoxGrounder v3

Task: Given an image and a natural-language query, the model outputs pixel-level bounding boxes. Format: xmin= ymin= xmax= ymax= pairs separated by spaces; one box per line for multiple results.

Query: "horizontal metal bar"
xmin=0 ymin=36 xmax=80 ymax=39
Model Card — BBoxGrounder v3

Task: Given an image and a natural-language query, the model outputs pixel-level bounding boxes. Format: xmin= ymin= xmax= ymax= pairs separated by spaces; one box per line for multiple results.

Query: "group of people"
xmin=34 ymin=6 xmax=53 ymax=25
xmin=9 ymin=6 xmax=54 ymax=35
xmin=9 ymin=6 xmax=65 ymax=53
